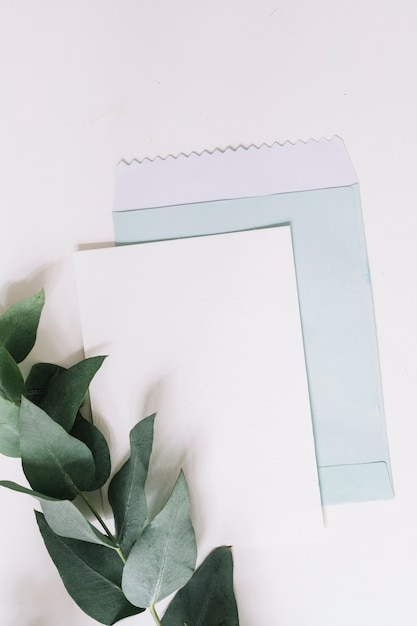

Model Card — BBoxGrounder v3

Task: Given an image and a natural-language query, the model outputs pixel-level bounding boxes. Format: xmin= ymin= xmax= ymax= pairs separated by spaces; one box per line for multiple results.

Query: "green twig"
xmin=150 ymin=602 xmax=163 ymax=626
xmin=76 ymin=489 xmax=127 ymax=563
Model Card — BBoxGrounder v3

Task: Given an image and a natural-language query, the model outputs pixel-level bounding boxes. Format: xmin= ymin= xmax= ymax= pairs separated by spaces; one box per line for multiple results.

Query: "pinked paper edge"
xmin=113 ymin=136 xmax=358 ymax=212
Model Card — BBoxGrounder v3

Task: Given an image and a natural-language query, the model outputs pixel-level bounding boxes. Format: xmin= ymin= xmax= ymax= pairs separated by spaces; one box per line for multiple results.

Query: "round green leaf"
xmin=19 ymin=397 xmax=96 ymax=499
xmin=0 ymin=345 xmax=25 ymax=404
xmin=40 ymin=356 xmax=106 ymax=431
xmin=0 ymin=289 xmax=45 ymax=363
xmin=108 ymin=414 xmax=155 ymax=554
xmin=25 ymin=362 xmax=64 ymax=405
xmin=122 ymin=471 xmax=197 ymax=608
xmin=0 ymin=480 xmax=113 ymax=547
xmin=36 ymin=512 xmax=145 ymax=625
xmin=70 ymin=413 xmax=111 ymax=491
xmin=0 ymin=396 xmax=20 ymax=457
xmin=162 ymin=547 xmax=239 ymax=626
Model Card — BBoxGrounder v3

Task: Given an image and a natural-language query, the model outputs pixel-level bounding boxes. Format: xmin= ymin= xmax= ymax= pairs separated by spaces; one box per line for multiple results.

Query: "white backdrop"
xmin=1 ymin=2 xmax=417 ymax=625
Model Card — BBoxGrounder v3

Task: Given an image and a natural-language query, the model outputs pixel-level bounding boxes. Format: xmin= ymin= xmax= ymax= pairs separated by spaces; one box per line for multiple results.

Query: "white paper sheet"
xmin=74 ymin=225 xmax=323 ymax=548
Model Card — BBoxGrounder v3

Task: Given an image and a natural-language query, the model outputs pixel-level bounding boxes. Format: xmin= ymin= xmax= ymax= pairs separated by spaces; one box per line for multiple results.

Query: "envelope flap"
xmin=114 ymin=137 xmax=358 ymax=212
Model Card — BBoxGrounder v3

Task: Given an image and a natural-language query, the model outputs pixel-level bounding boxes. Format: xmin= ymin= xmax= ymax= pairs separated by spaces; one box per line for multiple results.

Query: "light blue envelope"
xmin=112 ymin=139 xmax=393 ymax=506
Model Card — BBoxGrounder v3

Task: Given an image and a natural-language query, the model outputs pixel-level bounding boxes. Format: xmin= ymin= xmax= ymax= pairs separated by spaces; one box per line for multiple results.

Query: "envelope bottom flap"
xmin=318 ymin=462 xmax=394 ymax=505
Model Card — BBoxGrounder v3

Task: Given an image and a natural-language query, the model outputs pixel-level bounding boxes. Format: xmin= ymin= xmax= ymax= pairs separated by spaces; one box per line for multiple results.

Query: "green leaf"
xmin=0 ymin=396 xmax=20 ymax=457
xmin=19 ymin=397 xmax=96 ymax=499
xmin=25 ymin=362 xmax=64 ymax=405
xmin=108 ymin=414 xmax=155 ymax=554
xmin=36 ymin=512 xmax=145 ymax=625
xmin=162 ymin=547 xmax=240 ymax=626
xmin=0 ymin=289 xmax=45 ymax=363
xmin=0 ymin=345 xmax=25 ymax=403
xmin=41 ymin=499 xmax=115 ymax=547
xmin=70 ymin=412 xmax=111 ymax=491
xmin=0 ymin=480 xmax=114 ymax=548
xmin=122 ymin=471 xmax=197 ymax=608
xmin=40 ymin=356 xmax=106 ymax=431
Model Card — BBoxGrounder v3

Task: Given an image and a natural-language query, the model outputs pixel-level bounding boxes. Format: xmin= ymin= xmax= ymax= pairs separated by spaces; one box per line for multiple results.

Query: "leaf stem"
xmin=76 ymin=489 xmax=127 ymax=563
xmin=115 ymin=546 xmax=127 ymax=564
xmin=149 ymin=603 xmax=163 ymax=626
xmin=77 ymin=489 xmax=113 ymax=537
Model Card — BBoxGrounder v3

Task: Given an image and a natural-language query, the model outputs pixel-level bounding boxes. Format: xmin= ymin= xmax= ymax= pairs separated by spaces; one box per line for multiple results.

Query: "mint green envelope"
xmin=112 ymin=138 xmax=393 ymax=506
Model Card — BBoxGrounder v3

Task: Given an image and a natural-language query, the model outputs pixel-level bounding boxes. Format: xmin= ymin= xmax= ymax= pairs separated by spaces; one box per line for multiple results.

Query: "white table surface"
xmin=1 ymin=2 xmax=417 ymax=625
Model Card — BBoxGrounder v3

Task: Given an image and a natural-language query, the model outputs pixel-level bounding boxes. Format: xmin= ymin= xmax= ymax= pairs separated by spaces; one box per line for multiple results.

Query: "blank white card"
xmin=74 ymin=226 xmax=323 ymax=548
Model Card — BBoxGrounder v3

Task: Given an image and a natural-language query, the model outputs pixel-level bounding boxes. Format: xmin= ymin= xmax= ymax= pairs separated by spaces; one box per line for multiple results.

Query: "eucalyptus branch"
xmin=0 ymin=290 xmax=239 ymax=624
